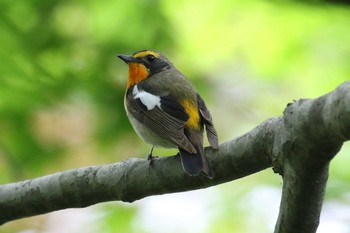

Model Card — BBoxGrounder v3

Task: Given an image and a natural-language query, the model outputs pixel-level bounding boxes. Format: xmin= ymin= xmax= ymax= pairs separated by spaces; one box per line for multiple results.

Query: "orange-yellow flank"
xmin=181 ymin=99 xmax=200 ymax=130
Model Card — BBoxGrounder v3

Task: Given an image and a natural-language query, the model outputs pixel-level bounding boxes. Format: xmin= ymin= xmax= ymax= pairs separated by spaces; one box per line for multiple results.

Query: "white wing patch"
xmin=133 ymin=85 xmax=161 ymax=110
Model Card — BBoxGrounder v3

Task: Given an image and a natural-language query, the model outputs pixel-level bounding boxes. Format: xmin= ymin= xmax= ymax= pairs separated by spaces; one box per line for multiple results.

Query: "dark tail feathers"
xmin=178 ymin=147 xmax=214 ymax=179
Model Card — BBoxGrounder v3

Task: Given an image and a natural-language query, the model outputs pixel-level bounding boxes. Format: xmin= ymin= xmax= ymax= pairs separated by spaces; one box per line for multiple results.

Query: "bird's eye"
xmin=146 ymin=54 xmax=156 ymax=62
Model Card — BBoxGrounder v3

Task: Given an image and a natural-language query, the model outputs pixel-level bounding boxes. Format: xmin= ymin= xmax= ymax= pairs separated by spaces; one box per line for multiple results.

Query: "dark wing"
xmin=126 ymin=89 xmax=197 ymax=153
xmin=197 ymin=94 xmax=219 ymax=149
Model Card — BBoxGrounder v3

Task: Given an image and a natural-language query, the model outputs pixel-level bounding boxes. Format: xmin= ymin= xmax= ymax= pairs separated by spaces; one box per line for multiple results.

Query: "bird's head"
xmin=117 ymin=50 xmax=172 ymax=88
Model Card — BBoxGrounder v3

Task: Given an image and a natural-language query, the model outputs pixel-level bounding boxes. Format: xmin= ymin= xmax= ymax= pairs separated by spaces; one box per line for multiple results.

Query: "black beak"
xmin=117 ymin=54 xmax=135 ymax=64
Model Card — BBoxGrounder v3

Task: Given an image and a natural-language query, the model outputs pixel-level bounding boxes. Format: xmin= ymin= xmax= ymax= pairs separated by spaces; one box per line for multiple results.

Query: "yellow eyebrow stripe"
xmin=133 ymin=50 xmax=159 ymax=58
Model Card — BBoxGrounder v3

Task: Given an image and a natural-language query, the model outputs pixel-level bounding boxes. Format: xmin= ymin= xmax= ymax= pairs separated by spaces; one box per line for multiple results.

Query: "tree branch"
xmin=273 ymin=82 xmax=348 ymax=233
xmin=1 ymin=82 xmax=350 ymax=233
xmin=0 ymin=118 xmax=274 ymax=225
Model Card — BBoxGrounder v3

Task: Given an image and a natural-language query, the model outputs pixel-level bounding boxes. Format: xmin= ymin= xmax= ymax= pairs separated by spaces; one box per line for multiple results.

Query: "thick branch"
xmin=0 ymin=118 xmax=275 ymax=224
xmin=273 ymin=82 xmax=350 ymax=233
xmin=1 ymin=82 xmax=350 ymax=232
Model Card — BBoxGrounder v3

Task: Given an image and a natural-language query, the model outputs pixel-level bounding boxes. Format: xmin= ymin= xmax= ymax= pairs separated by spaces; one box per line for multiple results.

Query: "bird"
xmin=117 ymin=50 xmax=219 ymax=179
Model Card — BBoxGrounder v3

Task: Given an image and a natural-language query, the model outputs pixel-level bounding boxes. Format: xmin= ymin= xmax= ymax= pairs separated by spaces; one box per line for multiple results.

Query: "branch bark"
xmin=1 ymin=82 xmax=350 ymax=233
xmin=0 ymin=118 xmax=274 ymax=225
xmin=273 ymin=83 xmax=348 ymax=233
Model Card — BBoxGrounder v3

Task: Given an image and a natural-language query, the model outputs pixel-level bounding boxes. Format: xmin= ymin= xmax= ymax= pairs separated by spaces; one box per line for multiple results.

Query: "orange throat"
xmin=127 ymin=63 xmax=149 ymax=88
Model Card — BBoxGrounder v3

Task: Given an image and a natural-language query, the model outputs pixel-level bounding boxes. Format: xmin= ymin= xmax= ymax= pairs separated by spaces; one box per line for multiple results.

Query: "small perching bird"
xmin=118 ymin=50 xmax=219 ymax=179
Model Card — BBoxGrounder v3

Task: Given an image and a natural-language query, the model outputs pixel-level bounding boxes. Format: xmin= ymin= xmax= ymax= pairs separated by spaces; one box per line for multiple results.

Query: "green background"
xmin=1 ymin=0 xmax=350 ymax=232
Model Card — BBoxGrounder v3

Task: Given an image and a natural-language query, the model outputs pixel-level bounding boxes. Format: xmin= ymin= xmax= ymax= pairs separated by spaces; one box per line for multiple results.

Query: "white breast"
xmin=132 ymin=85 xmax=161 ymax=110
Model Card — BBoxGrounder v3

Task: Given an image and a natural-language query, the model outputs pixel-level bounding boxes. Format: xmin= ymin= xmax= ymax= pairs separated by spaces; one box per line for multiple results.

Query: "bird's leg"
xmin=147 ymin=146 xmax=159 ymax=166
xmin=147 ymin=146 xmax=155 ymax=161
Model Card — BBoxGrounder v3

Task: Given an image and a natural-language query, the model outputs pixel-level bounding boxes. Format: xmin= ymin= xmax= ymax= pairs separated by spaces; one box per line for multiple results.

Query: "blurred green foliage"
xmin=0 ymin=0 xmax=175 ymax=179
xmin=1 ymin=0 xmax=350 ymax=232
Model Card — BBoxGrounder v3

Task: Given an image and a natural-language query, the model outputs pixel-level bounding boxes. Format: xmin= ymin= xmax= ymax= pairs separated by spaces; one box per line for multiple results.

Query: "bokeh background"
xmin=1 ymin=0 xmax=350 ymax=232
